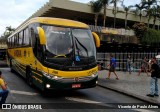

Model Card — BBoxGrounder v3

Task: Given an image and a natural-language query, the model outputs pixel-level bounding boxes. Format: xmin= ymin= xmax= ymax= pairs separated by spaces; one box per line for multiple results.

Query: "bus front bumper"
xmin=43 ymin=76 xmax=98 ymax=90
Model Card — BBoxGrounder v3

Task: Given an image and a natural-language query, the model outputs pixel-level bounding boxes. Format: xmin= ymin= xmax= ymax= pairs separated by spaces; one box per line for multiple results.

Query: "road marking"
xmin=10 ymin=90 xmax=38 ymax=96
xmin=65 ymin=97 xmax=113 ymax=108
xmin=66 ymin=97 xmax=101 ymax=103
xmin=66 ymin=97 xmax=157 ymax=111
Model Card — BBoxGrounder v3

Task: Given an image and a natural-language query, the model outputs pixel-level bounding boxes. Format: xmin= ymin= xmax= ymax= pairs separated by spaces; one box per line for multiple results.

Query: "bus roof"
xmin=8 ymin=17 xmax=89 ymax=38
xmin=33 ymin=17 xmax=89 ymax=28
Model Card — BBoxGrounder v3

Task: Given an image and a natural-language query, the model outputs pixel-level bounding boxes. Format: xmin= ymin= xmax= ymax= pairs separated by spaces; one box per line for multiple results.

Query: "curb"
xmin=97 ymin=83 xmax=160 ymax=106
xmin=0 ymin=65 xmax=8 ymax=67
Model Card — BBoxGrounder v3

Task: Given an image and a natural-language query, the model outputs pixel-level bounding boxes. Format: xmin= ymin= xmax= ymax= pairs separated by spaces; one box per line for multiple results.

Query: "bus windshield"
xmin=42 ymin=25 xmax=96 ymax=59
xmin=72 ymin=29 xmax=96 ymax=58
xmin=42 ymin=25 xmax=73 ymax=57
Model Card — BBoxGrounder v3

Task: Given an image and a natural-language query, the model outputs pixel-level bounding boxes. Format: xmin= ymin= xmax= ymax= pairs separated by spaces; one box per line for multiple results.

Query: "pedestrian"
xmin=147 ymin=57 xmax=159 ymax=97
xmin=137 ymin=57 xmax=149 ymax=76
xmin=126 ymin=55 xmax=132 ymax=74
xmin=0 ymin=71 xmax=9 ymax=107
xmin=148 ymin=58 xmax=154 ymax=72
xmin=106 ymin=54 xmax=119 ymax=80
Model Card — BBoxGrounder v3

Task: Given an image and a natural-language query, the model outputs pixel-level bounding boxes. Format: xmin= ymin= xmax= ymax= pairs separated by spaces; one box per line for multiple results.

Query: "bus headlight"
xmin=46 ymin=84 xmax=51 ymax=88
xmin=42 ymin=71 xmax=48 ymax=76
xmin=91 ymin=72 xmax=98 ymax=77
xmin=42 ymin=71 xmax=61 ymax=80
xmin=53 ymin=76 xmax=58 ymax=80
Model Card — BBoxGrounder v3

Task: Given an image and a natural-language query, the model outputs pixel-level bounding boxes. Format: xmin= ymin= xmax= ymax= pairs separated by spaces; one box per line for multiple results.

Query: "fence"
xmin=97 ymin=52 xmax=159 ymax=71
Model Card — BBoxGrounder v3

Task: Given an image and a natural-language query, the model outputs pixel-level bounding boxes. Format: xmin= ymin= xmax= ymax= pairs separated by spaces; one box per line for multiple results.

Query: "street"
xmin=0 ymin=0 xmax=160 ymax=112
xmin=0 ymin=68 xmax=157 ymax=112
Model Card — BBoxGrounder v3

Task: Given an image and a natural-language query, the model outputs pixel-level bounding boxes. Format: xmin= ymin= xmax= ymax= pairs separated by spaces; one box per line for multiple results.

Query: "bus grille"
xmin=56 ymin=76 xmax=95 ymax=83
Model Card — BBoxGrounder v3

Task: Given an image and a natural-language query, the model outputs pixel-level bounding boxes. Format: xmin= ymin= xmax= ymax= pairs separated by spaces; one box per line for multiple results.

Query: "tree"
xmin=132 ymin=22 xmax=147 ymax=40
xmin=90 ymin=0 xmax=102 ymax=27
xmin=121 ymin=3 xmax=133 ymax=29
xmin=150 ymin=5 xmax=160 ymax=29
xmin=143 ymin=0 xmax=156 ymax=27
xmin=134 ymin=0 xmax=147 ymax=22
xmin=142 ymin=28 xmax=160 ymax=45
xmin=110 ymin=0 xmax=121 ymax=28
xmin=3 ymin=26 xmax=15 ymax=39
xmin=6 ymin=26 xmax=15 ymax=32
xmin=98 ymin=0 xmax=111 ymax=27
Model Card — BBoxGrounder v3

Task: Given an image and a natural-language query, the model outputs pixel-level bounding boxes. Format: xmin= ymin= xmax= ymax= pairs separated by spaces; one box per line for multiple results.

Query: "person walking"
xmin=127 ymin=55 xmax=132 ymax=74
xmin=0 ymin=71 xmax=9 ymax=107
xmin=106 ymin=54 xmax=119 ymax=80
xmin=147 ymin=57 xmax=159 ymax=97
xmin=137 ymin=57 xmax=149 ymax=76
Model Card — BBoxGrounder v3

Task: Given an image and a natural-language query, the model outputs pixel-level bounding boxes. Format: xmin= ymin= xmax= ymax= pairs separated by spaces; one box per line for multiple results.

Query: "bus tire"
xmin=26 ymin=69 xmax=33 ymax=87
xmin=41 ymin=88 xmax=50 ymax=97
xmin=10 ymin=60 xmax=14 ymax=73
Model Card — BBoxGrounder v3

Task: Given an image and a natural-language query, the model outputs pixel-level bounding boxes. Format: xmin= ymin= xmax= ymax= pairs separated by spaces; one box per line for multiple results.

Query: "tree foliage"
xmin=2 ymin=26 xmax=15 ymax=39
xmin=98 ymin=0 xmax=111 ymax=27
xmin=134 ymin=0 xmax=147 ymax=22
xmin=132 ymin=22 xmax=147 ymax=39
xmin=90 ymin=0 xmax=102 ymax=26
xmin=142 ymin=28 xmax=160 ymax=45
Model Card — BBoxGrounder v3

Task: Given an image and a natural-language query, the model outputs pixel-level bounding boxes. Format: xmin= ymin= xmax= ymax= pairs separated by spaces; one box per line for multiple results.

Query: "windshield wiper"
xmin=74 ymin=36 xmax=89 ymax=58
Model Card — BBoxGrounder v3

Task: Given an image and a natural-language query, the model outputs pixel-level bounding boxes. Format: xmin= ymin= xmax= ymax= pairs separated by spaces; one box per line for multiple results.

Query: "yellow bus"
xmin=7 ymin=17 xmax=100 ymax=92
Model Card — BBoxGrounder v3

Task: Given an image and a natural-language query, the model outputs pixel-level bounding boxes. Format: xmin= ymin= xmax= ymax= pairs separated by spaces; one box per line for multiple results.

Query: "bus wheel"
xmin=41 ymin=88 xmax=50 ymax=97
xmin=26 ymin=70 xmax=33 ymax=87
xmin=10 ymin=60 xmax=14 ymax=73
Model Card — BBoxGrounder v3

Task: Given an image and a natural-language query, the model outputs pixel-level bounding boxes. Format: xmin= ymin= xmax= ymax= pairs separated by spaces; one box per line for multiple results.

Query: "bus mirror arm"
xmin=37 ymin=27 xmax=46 ymax=45
xmin=92 ymin=32 xmax=100 ymax=48
xmin=42 ymin=45 xmax=46 ymax=61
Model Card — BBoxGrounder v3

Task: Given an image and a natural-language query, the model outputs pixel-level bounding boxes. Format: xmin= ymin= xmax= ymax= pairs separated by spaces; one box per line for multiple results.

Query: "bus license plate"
xmin=72 ymin=84 xmax=81 ymax=88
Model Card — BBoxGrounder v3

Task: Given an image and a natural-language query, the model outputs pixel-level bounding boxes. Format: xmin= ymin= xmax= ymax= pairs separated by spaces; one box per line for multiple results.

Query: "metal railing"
xmin=97 ymin=52 xmax=159 ymax=71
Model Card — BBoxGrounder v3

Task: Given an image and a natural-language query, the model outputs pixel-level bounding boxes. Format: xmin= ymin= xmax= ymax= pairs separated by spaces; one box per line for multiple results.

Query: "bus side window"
xmin=31 ymin=28 xmax=39 ymax=55
xmin=19 ymin=31 xmax=23 ymax=46
xmin=7 ymin=38 xmax=10 ymax=48
xmin=23 ymin=28 xmax=30 ymax=46
xmin=31 ymin=28 xmax=37 ymax=55
xmin=14 ymin=35 xmax=17 ymax=47
xmin=12 ymin=36 xmax=15 ymax=47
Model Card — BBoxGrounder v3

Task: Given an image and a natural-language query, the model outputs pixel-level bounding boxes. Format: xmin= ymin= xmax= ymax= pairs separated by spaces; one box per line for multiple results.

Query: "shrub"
xmin=142 ymin=28 xmax=160 ymax=45
xmin=132 ymin=22 xmax=147 ymax=39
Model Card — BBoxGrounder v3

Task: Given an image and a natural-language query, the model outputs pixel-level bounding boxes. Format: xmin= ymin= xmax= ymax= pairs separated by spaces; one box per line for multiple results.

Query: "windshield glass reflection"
xmin=72 ymin=29 xmax=96 ymax=58
xmin=42 ymin=25 xmax=73 ymax=58
xmin=42 ymin=25 xmax=96 ymax=60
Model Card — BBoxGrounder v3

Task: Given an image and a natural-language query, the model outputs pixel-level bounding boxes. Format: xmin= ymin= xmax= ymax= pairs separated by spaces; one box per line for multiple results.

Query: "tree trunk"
xmin=140 ymin=13 xmax=142 ymax=22
xmin=103 ymin=4 xmax=106 ymax=27
xmin=113 ymin=10 xmax=116 ymax=28
xmin=147 ymin=18 xmax=150 ymax=28
xmin=95 ymin=14 xmax=98 ymax=27
xmin=125 ymin=13 xmax=128 ymax=29
xmin=153 ymin=17 xmax=156 ymax=29
xmin=113 ymin=1 xmax=117 ymax=28
xmin=114 ymin=16 xmax=116 ymax=28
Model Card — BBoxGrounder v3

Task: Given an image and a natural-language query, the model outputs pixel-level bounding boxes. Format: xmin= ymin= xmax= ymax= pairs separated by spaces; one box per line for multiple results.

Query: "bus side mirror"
xmin=92 ymin=32 xmax=100 ymax=48
xmin=37 ymin=27 xmax=46 ymax=45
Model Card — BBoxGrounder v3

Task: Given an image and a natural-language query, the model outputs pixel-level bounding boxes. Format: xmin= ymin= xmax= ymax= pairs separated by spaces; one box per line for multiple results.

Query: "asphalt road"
xmin=0 ymin=68 xmax=158 ymax=112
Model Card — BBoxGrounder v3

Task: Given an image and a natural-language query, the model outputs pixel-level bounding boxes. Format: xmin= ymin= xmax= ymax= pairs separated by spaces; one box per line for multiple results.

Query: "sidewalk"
xmin=98 ymin=70 xmax=160 ymax=105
